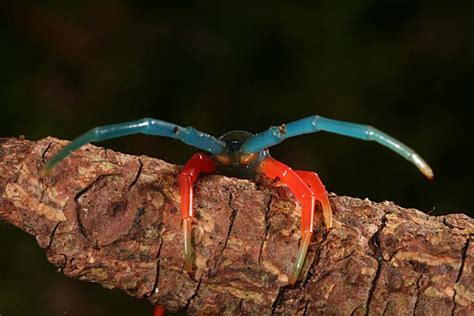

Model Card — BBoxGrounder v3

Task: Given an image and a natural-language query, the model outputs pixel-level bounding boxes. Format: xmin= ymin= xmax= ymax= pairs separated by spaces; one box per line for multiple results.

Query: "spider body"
xmin=215 ymin=130 xmax=269 ymax=178
xmin=43 ymin=115 xmax=433 ymax=316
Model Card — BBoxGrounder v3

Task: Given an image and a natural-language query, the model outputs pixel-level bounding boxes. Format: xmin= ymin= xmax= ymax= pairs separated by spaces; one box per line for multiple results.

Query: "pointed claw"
xmin=288 ymin=232 xmax=312 ymax=284
xmin=183 ymin=218 xmax=193 ymax=272
xmin=321 ymin=200 xmax=332 ymax=231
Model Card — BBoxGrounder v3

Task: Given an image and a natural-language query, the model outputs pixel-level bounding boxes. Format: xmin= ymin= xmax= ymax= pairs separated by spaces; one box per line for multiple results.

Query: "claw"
xmin=289 ymin=232 xmax=312 ymax=284
xmin=321 ymin=199 xmax=332 ymax=231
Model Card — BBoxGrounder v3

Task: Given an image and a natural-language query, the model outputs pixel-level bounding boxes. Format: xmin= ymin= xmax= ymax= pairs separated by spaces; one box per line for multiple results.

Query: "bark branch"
xmin=0 ymin=137 xmax=473 ymax=315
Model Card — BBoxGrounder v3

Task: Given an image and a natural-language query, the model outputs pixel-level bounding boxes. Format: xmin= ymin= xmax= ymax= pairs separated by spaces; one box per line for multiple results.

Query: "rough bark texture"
xmin=0 ymin=136 xmax=473 ymax=315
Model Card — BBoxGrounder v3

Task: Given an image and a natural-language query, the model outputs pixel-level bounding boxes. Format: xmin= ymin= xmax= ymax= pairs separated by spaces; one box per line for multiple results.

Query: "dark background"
xmin=1 ymin=1 xmax=473 ymax=315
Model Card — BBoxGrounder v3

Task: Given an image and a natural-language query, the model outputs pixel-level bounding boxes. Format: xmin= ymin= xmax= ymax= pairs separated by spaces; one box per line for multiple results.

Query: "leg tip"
xmin=288 ymin=232 xmax=312 ymax=285
xmin=184 ymin=257 xmax=193 ymax=273
xmin=324 ymin=215 xmax=332 ymax=232
xmin=183 ymin=218 xmax=194 ymax=272
xmin=288 ymin=274 xmax=298 ymax=285
xmin=40 ymin=167 xmax=50 ymax=178
xmin=322 ymin=202 xmax=333 ymax=231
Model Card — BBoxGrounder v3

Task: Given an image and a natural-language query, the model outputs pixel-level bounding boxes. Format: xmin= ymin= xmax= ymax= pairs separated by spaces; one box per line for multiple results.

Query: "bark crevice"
xmin=451 ymin=237 xmax=472 ymax=315
xmin=365 ymin=212 xmax=389 ymax=315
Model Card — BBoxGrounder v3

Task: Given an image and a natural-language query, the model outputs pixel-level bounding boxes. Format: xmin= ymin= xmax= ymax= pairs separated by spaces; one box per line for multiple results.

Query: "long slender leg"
xmin=42 ymin=118 xmax=225 ymax=174
xmin=259 ymin=157 xmax=315 ymax=284
xmin=241 ymin=115 xmax=433 ymax=179
xmin=153 ymin=305 xmax=165 ymax=316
xmin=295 ymin=170 xmax=332 ymax=230
xmin=179 ymin=153 xmax=216 ymax=272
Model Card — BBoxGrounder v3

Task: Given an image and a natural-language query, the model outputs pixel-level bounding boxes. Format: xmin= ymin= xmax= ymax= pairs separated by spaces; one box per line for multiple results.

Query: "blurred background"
xmin=0 ymin=0 xmax=473 ymax=315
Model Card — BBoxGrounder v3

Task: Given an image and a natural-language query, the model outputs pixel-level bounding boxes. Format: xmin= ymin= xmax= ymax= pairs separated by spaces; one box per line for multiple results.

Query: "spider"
xmin=43 ymin=115 xmax=433 ymax=315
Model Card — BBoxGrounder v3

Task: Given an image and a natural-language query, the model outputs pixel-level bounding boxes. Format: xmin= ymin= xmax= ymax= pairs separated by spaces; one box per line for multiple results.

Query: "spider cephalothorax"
xmin=43 ymin=115 xmax=433 ymax=316
xmin=214 ymin=130 xmax=269 ymax=178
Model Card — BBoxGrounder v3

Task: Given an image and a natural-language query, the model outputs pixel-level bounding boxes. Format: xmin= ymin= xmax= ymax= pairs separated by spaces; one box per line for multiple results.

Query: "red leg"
xmin=259 ymin=157 xmax=316 ymax=284
xmin=295 ymin=170 xmax=332 ymax=230
xmin=153 ymin=305 xmax=165 ymax=316
xmin=179 ymin=153 xmax=216 ymax=272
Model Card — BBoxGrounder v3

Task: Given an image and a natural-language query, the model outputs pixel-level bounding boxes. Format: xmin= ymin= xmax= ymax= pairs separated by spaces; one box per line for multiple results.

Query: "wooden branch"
xmin=0 ymin=137 xmax=473 ymax=315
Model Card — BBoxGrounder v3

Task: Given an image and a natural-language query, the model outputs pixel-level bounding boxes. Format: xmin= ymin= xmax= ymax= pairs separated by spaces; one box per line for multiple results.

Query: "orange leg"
xmin=295 ymin=170 xmax=332 ymax=230
xmin=259 ymin=157 xmax=317 ymax=284
xmin=179 ymin=153 xmax=216 ymax=272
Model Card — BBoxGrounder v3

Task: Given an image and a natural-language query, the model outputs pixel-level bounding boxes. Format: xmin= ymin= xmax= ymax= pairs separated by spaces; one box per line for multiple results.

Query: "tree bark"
xmin=0 ymin=137 xmax=472 ymax=315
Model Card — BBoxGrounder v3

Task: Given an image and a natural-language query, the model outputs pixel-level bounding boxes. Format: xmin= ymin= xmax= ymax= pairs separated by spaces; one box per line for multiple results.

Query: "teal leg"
xmin=43 ymin=118 xmax=225 ymax=173
xmin=241 ymin=115 xmax=433 ymax=178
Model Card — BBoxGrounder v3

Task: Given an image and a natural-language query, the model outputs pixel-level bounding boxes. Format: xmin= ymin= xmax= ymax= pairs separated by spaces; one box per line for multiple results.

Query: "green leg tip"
xmin=183 ymin=218 xmax=193 ymax=272
xmin=289 ymin=232 xmax=312 ymax=284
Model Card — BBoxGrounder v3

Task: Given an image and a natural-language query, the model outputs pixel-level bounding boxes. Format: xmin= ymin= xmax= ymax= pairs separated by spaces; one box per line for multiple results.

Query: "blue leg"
xmin=43 ymin=118 xmax=226 ymax=173
xmin=241 ymin=115 xmax=433 ymax=178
